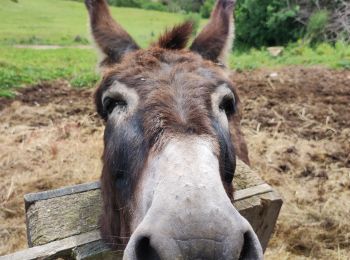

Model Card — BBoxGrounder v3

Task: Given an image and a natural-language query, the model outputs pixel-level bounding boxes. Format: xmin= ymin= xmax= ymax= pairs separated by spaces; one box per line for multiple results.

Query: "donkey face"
xmin=85 ymin=0 xmax=262 ymax=259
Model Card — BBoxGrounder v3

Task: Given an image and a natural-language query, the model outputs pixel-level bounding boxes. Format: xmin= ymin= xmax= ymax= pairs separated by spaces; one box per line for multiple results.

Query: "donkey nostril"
xmin=239 ymin=230 xmax=263 ymax=260
xmin=135 ymin=236 xmax=161 ymax=260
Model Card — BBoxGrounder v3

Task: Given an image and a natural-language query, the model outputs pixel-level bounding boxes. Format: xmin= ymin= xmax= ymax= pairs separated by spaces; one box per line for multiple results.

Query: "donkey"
xmin=85 ymin=0 xmax=263 ymax=259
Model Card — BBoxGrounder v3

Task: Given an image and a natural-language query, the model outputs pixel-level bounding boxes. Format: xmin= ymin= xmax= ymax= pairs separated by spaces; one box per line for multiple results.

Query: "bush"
xmin=235 ymin=0 xmax=302 ymax=49
xmin=107 ymin=0 xmax=141 ymax=8
xmin=140 ymin=1 xmax=166 ymax=12
xmin=200 ymin=0 xmax=215 ymax=18
xmin=306 ymin=10 xmax=329 ymax=43
xmin=292 ymin=1 xmax=349 ymax=44
xmin=316 ymin=42 xmax=334 ymax=55
xmin=174 ymin=0 xmax=202 ymax=13
xmin=166 ymin=1 xmax=182 ymax=13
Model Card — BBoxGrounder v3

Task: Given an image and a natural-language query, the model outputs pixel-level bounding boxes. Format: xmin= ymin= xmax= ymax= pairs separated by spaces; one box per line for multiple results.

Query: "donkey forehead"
xmin=101 ymin=48 xmax=231 ymax=92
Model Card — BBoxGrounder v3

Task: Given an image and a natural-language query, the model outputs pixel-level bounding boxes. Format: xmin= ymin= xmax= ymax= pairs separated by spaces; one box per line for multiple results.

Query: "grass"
xmin=0 ymin=0 xmax=188 ymax=46
xmin=230 ymin=41 xmax=350 ymax=71
xmin=0 ymin=0 xmax=349 ymax=97
xmin=0 ymin=46 xmax=97 ymax=97
xmin=0 ymin=0 xmax=201 ymax=97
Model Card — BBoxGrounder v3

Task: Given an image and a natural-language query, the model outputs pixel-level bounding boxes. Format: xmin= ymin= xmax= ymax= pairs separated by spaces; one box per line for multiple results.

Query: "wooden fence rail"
xmin=1 ymin=160 xmax=282 ymax=260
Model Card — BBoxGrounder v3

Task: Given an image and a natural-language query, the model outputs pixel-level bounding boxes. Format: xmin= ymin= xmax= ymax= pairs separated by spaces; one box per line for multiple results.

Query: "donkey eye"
xmin=219 ymin=95 xmax=236 ymax=117
xmin=103 ymin=96 xmax=127 ymax=115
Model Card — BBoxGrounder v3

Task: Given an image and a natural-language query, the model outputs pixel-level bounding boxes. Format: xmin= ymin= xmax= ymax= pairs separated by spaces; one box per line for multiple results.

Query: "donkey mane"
xmin=155 ymin=21 xmax=194 ymax=50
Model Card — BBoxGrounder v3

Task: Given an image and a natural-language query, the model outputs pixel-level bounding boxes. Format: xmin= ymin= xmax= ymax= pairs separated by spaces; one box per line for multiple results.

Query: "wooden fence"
xmin=1 ymin=160 xmax=282 ymax=260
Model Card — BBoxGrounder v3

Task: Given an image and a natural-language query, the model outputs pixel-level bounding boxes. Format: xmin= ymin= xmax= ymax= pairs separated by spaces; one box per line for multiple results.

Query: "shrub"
xmin=293 ymin=1 xmax=349 ymax=44
xmin=235 ymin=0 xmax=302 ymax=49
xmin=107 ymin=0 xmax=141 ymax=8
xmin=306 ymin=10 xmax=329 ymax=43
xmin=316 ymin=42 xmax=334 ymax=55
xmin=200 ymin=0 xmax=215 ymax=18
xmin=165 ymin=1 xmax=182 ymax=13
xmin=140 ymin=1 xmax=166 ymax=12
xmin=171 ymin=0 xmax=202 ymax=13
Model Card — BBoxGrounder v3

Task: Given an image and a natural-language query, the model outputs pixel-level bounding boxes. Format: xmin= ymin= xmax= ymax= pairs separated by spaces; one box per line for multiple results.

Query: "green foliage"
xmin=172 ymin=0 xmax=202 ymax=13
xmin=315 ymin=42 xmax=334 ymax=55
xmin=306 ymin=10 xmax=329 ymax=43
xmin=140 ymin=1 xmax=166 ymax=12
xmin=200 ymin=0 xmax=215 ymax=18
xmin=107 ymin=0 xmax=141 ymax=8
xmin=235 ymin=0 xmax=302 ymax=49
xmin=166 ymin=1 xmax=182 ymax=13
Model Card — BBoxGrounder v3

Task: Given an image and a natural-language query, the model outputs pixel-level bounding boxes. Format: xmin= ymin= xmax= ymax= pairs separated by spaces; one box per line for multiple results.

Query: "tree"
xmin=234 ymin=0 xmax=301 ymax=48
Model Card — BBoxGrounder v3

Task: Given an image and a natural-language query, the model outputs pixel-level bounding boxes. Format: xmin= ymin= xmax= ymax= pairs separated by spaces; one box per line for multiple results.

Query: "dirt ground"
xmin=0 ymin=67 xmax=349 ymax=259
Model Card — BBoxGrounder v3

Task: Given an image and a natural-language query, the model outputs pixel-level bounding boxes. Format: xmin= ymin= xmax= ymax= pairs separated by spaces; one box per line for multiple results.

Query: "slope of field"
xmin=0 ymin=0 xmax=187 ymax=46
xmin=0 ymin=67 xmax=349 ymax=258
xmin=0 ymin=0 xmax=201 ymax=97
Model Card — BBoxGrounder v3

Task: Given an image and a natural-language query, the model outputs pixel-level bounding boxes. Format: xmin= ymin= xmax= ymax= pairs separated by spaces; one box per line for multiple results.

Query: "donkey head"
xmin=85 ymin=0 xmax=262 ymax=259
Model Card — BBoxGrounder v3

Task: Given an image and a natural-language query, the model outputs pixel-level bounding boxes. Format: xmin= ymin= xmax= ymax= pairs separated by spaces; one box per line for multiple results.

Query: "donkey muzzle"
xmin=124 ymin=138 xmax=263 ymax=259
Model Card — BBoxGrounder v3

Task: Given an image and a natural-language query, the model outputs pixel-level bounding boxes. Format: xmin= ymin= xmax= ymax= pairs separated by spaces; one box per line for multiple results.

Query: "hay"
xmin=0 ymin=68 xmax=349 ymax=258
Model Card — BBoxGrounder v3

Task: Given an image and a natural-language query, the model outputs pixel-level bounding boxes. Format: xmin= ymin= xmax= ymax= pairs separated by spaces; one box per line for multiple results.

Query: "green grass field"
xmin=230 ymin=41 xmax=350 ymax=71
xmin=0 ymin=0 xmax=349 ymax=97
xmin=0 ymin=0 xmax=194 ymax=97
xmin=0 ymin=46 xmax=97 ymax=97
xmin=0 ymin=0 xmax=188 ymax=46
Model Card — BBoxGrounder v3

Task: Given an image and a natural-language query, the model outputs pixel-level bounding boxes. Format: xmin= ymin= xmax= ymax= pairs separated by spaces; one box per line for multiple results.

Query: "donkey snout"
xmin=123 ymin=138 xmax=263 ymax=259
xmin=124 ymin=225 xmax=262 ymax=259
xmin=123 ymin=207 xmax=263 ymax=260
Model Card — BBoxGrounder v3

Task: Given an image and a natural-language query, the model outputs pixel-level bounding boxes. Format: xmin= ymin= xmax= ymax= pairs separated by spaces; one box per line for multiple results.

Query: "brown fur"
xmin=85 ymin=0 xmax=139 ymax=65
xmin=155 ymin=21 xmax=194 ymax=50
xmin=95 ymin=48 xmax=247 ymax=248
xmin=191 ymin=0 xmax=235 ymax=64
xmin=85 ymin=0 xmax=250 ymax=250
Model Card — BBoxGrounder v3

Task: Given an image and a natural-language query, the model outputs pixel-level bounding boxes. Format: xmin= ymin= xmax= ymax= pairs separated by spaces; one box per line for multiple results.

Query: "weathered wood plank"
xmin=0 ymin=231 xmax=101 ymax=260
xmin=234 ymin=183 xmax=273 ymax=201
xmin=24 ymin=182 xmax=101 ymax=211
xmin=72 ymin=240 xmax=123 ymax=260
xmin=27 ymin=189 xmax=102 ymax=247
xmin=234 ymin=190 xmax=282 ymax=251
xmin=15 ymin=159 xmax=282 ymax=259
xmin=234 ymin=160 xmax=265 ymax=190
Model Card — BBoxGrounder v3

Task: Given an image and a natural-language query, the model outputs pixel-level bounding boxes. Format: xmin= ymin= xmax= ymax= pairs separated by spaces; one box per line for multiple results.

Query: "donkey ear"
xmin=190 ymin=0 xmax=235 ymax=65
xmin=85 ymin=0 xmax=139 ymax=65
